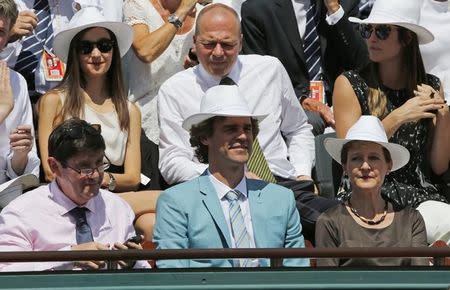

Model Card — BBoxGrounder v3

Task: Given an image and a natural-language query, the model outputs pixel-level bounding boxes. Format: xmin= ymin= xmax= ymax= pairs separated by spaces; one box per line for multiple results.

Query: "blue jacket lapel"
xmin=247 ymin=179 xmax=264 ymax=247
xmin=198 ymin=172 xmax=232 ymax=248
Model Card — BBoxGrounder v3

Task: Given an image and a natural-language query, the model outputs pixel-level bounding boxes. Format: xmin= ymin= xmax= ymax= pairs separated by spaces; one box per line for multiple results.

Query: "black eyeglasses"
xmin=359 ymin=24 xmax=392 ymax=40
xmin=78 ymin=39 xmax=115 ymax=54
xmin=62 ymin=158 xmax=111 ymax=178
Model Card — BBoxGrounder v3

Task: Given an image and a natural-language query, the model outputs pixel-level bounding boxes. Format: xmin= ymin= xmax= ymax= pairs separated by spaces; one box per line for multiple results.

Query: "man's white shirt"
xmin=158 ymin=54 xmax=315 ymax=185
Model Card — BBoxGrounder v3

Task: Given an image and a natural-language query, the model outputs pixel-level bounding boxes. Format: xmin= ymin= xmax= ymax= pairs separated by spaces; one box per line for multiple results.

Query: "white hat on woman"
xmin=349 ymin=0 xmax=434 ymax=44
xmin=182 ymin=85 xmax=268 ymax=131
xmin=324 ymin=116 xmax=410 ymax=171
xmin=53 ymin=6 xmax=133 ymax=62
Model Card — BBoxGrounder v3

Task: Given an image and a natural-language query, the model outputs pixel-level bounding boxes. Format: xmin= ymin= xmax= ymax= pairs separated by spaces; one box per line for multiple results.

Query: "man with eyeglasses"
xmin=0 ymin=118 xmax=149 ymax=271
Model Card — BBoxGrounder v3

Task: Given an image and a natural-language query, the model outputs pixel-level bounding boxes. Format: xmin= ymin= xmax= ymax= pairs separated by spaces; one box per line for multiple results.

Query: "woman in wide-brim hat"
xmin=331 ymin=0 xmax=450 ymax=246
xmin=38 ymin=6 xmax=143 ymax=192
xmin=315 ymin=116 xmax=428 ymax=267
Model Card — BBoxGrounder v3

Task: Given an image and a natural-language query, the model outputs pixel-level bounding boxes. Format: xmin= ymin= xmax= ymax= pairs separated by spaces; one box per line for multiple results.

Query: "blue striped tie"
xmin=226 ymin=190 xmax=251 ymax=267
xmin=69 ymin=207 xmax=94 ymax=244
xmin=14 ymin=0 xmax=54 ymax=92
xmin=303 ymin=2 xmax=322 ymax=81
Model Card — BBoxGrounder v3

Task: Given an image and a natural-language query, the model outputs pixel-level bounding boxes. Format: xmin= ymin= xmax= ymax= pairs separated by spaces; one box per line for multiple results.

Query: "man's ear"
xmin=48 ymin=157 xmax=60 ymax=176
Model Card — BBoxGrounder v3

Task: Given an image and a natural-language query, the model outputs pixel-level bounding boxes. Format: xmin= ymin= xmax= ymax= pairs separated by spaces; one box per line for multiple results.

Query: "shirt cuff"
xmin=325 ymin=5 xmax=344 ymax=25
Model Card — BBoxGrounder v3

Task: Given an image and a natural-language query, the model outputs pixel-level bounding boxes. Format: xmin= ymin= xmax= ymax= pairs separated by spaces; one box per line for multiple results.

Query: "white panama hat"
xmin=349 ymin=0 xmax=434 ymax=44
xmin=53 ymin=6 xmax=133 ymax=62
xmin=324 ymin=116 xmax=410 ymax=171
xmin=182 ymin=85 xmax=268 ymax=131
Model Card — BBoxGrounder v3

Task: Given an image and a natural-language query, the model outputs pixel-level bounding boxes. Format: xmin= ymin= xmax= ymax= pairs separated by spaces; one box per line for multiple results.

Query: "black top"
xmin=337 ymin=71 xmax=447 ymax=208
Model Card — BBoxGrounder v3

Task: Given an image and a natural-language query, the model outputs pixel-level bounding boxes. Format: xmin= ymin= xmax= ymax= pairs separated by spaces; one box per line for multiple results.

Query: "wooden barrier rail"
xmin=0 ymin=247 xmax=449 ymax=268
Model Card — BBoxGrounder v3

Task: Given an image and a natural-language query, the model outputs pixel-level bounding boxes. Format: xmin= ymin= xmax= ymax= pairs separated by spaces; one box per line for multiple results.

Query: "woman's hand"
xmin=393 ymin=84 xmax=445 ymax=124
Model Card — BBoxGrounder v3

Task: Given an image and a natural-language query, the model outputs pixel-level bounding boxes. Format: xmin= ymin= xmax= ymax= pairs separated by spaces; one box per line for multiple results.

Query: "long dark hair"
xmin=360 ymin=26 xmax=427 ymax=118
xmin=53 ymin=27 xmax=129 ymax=131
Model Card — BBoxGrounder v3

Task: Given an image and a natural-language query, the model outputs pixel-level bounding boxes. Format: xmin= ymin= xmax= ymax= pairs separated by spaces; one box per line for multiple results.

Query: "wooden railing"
xmin=0 ymin=247 xmax=449 ymax=268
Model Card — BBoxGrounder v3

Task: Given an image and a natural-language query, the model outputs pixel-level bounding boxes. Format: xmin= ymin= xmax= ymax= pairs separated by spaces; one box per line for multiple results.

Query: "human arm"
xmin=102 ymin=103 xmax=141 ymax=192
xmin=124 ymin=0 xmax=198 ymax=64
xmin=381 ymin=85 xmax=445 ymax=139
xmin=4 ymin=71 xmax=39 ymax=180
xmin=429 ymin=85 xmax=450 ymax=175
xmin=315 ymin=211 xmax=340 ymax=267
xmin=157 ymin=82 xmax=208 ymax=184
xmin=8 ymin=10 xmax=37 ymax=43
xmin=153 ymin=190 xmax=189 ymax=268
xmin=0 ymin=204 xmax=73 ymax=272
xmin=278 ymin=62 xmax=315 ymax=177
xmin=0 ymin=61 xmax=14 ymax=123
xmin=38 ymin=92 xmax=63 ymax=182
xmin=332 ymin=74 xmax=362 ymax=138
xmin=325 ymin=0 xmax=369 ymax=71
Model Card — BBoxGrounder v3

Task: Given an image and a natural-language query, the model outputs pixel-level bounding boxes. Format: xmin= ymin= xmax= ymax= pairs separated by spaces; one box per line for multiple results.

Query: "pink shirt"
xmin=0 ymin=181 xmax=148 ymax=271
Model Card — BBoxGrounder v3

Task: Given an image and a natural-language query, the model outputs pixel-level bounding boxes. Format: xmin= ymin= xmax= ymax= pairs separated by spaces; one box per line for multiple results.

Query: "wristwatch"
xmin=168 ymin=13 xmax=183 ymax=29
xmin=107 ymin=172 xmax=116 ymax=191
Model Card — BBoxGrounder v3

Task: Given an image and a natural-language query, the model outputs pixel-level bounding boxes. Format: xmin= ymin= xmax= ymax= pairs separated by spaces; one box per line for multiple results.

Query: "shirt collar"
xmin=197 ymin=57 xmax=242 ymax=86
xmin=50 ymin=180 xmax=97 ymax=216
xmin=207 ymin=169 xmax=248 ymax=200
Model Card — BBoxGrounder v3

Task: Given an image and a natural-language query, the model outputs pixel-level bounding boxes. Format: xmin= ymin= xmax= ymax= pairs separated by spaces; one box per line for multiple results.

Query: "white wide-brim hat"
xmin=324 ymin=116 xmax=410 ymax=171
xmin=182 ymin=85 xmax=268 ymax=131
xmin=53 ymin=6 xmax=133 ymax=62
xmin=349 ymin=0 xmax=434 ymax=44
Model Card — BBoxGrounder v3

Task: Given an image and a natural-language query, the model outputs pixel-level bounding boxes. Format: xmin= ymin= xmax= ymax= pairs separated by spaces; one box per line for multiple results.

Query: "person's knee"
xmin=134 ymin=213 xmax=156 ymax=242
xmin=417 ymin=200 xmax=450 ymax=244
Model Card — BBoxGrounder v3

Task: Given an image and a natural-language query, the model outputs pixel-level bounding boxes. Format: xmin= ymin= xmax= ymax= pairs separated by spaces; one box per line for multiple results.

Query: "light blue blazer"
xmin=153 ymin=172 xmax=309 ymax=268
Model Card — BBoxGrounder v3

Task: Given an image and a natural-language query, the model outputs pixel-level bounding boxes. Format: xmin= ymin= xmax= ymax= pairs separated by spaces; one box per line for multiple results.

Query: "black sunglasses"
xmin=359 ymin=24 xmax=392 ymax=40
xmin=55 ymin=123 xmax=101 ymax=147
xmin=78 ymin=39 xmax=115 ymax=54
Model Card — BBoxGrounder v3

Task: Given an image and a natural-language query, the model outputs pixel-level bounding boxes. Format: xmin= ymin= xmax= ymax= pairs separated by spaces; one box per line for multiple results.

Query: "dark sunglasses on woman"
xmin=359 ymin=24 xmax=392 ymax=40
xmin=78 ymin=38 xmax=115 ymax=54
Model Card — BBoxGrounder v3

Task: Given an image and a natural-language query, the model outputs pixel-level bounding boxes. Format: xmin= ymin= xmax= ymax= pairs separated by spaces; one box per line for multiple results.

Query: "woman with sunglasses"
xmin=38 ymin=7 xmax=141 ymax=193
xmin=332 ymin=0 xmax=450 ymax=246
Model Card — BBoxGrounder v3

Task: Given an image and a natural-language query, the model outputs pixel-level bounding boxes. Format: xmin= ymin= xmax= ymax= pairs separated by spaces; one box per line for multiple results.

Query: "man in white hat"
xmin=158 ymin=3 xmax=338 ymax=243
xmin=154 ymin=85 xmax=309 ymax=268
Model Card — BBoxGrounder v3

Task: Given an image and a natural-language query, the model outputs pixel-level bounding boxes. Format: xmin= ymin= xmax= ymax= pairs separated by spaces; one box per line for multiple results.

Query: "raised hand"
xmin=8 ymin=10 xmax=38 ymax=43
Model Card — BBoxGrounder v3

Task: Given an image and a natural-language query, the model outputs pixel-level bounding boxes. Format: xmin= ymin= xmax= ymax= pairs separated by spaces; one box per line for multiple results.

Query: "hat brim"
xmin=349 ymin=17 xmax=434 ymax=44
xmin=53 ymin=21 xmax=133 ymax=62
xmin=323 ymin=138 xmax=410 ymax=171
xmin=182 ymin=112 xmax=268 ymax=131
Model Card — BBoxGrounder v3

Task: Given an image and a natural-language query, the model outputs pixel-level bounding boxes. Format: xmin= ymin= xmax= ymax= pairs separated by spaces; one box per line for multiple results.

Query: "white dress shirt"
xmin=0 ymin=69 xmax=39 ymax=184
xmin=158 ymin=55 xmax=315 ymax=184
xmin=208 ymin=170 xmax=256 ymax=248
xmin=0 ymin=181 xmax=149 ymax=271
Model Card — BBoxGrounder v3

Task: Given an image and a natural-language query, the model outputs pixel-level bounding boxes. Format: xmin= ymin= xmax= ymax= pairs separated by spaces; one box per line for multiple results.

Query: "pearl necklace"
xmin=347 ymin=200 xmax=388 ymax=225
